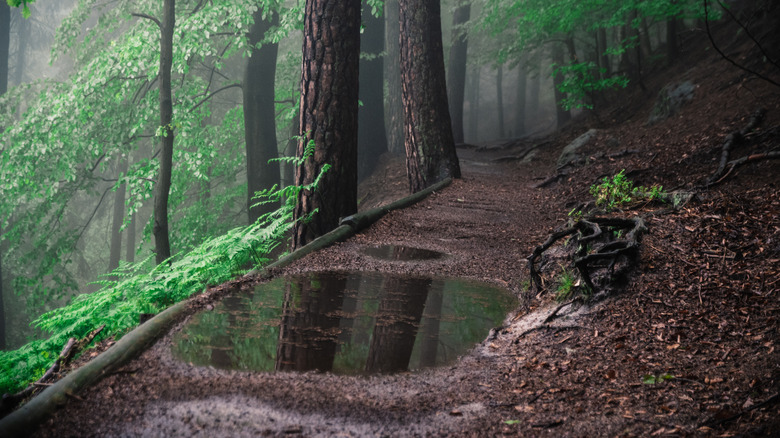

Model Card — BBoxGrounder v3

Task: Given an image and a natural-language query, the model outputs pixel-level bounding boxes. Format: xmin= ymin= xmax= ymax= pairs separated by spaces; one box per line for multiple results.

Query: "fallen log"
xmin=0 ymin=177 xmax=453 ymax=437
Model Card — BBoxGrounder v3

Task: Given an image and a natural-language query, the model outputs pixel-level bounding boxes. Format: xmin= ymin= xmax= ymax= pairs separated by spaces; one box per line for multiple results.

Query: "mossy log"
xmin=0 ymin=177 xmax=452 ymax=436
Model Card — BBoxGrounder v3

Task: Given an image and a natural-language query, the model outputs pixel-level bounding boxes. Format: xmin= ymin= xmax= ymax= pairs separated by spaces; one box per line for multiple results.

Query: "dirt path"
xmin=28 ymin=26 xmax=780 ymax=436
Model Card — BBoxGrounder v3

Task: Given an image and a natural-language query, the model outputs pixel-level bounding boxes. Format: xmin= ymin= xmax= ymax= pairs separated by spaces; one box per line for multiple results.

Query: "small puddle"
xmin=172 ymin=271 xmax=515 ymax=374
xmin=361 ymin=245 xmax=445 ymax=261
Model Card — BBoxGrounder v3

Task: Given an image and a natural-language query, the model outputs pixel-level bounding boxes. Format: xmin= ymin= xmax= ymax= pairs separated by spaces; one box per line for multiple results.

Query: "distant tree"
xmin=383 ymin=0 xmax=404 ymax=155
xmin=132 ymin=0 xmax=176 ymax=265
xmin=0 ymin=0 xmax=8 ymax=351
xmin=292 ymin=0 xmax=361 ymax=249
xmin=399 ymin=0 xmax=461 ymax=193
xmin=447 ymin=0 xmax=470 ymax=144
xmin=357 ymin=1 xmax=387 ymax=180
xmin=244 ymin=6 xmax=281 ymax=224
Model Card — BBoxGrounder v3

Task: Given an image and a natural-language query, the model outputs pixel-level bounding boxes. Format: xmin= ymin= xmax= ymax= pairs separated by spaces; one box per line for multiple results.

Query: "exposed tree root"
xmin=705 ymin=108 xmax=767 ymax=186
xmin=527 ymin=216 xmax=646 ymax=295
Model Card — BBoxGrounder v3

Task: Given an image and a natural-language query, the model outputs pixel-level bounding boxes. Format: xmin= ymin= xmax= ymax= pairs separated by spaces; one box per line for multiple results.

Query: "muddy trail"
xmin=15 ymin=24 xmax=780 ymax=438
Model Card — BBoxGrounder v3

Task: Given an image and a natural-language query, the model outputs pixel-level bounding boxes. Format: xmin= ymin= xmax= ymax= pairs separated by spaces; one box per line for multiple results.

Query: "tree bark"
xmin=108 ymin=158 xmax=128 ymax=276
xmin=358 ymin=4 xmax=387 ymax=180
xmin=153 ymin=0 xmax=175 ymax=265
xmin=383 ymin=0 xmax=404 ymax=155
xmin=244 ymin=9 xmax=281 ymax=224
xmin=292 ymin=0 xmax=361 ymax=250
xmin=447 ymin=0 xmax=470 ymax=144
xmin=551 ymin=43 xmax=571 ymax=128
xmin=399 ymin=0 xmax=461 ymax=193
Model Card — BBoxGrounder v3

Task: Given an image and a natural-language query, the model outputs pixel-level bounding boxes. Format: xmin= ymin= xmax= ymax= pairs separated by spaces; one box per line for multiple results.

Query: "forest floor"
xmin=30 ymin=26 xmax=780 ymax=437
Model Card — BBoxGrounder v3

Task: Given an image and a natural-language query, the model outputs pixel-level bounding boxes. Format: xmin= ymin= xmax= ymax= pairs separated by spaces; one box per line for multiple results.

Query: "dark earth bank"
xmin=24 ymin=20 xmax=780 ymax=438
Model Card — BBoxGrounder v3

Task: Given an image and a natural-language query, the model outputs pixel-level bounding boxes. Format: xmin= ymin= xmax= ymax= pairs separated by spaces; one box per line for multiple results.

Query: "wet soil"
xmin=31 ymin=26 xmax=780 ymax=437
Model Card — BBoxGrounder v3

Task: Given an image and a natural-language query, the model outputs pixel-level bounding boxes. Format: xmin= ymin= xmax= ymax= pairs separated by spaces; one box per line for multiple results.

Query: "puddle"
xmin=172 ymin=271 xmax=515 ymax=374
xmin=361 ymin=245 xmax=445 ymax=261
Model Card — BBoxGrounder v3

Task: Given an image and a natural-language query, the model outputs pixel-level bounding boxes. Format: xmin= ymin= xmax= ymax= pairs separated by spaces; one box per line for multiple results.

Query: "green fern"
xmin=0 ymin=163 xmax=328 ymax=395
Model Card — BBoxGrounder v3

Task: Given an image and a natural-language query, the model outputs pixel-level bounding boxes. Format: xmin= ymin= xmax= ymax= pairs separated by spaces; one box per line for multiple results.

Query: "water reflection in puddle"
xmin=172 ymin=271 xmax=515 ymax=374
xmin=361 ymin=245 xmax=445 ymax=261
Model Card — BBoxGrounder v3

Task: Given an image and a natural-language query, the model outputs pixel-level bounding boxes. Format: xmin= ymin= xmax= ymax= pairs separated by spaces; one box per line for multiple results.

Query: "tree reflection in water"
xmin=172 ymin=271 xmax=515 ymax=374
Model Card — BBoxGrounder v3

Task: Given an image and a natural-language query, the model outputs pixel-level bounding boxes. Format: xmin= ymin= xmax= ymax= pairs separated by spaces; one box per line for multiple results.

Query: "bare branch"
xmin=131 ymin=12 xmax=161 ymax=30
xmin=703 ymin=1 xmax=780 ymax=88
xmin=189 ymin=83 xmax=242 ymax=113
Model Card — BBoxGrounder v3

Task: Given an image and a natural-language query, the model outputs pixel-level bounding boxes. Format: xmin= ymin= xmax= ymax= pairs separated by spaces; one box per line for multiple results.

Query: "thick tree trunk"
xmin=292 ymin=0 xmax=361 ymax=250
xmin=551 ymin=44 xmax=571 ymax=128
xmin=399 ymin=0 xmax=461 ymax=193
xmin=514 ymin=56 xmax=527 ymax=137
xmin=447 ymin=0 xmax=470 ymax=144
xmin=383 ymin=0 xmax=404 ymax=155
xmin=108 ymin=158 xmax=128 ymax=276
xmin=496 ymin=63 xmax=505 ymax=137
xmin=153 ymin=0 xmax=175 ymax=265
xmin=244 ymin=9 xmax=281 ymax=224
xmin=358 ymin=4 xmax=387 ymax=180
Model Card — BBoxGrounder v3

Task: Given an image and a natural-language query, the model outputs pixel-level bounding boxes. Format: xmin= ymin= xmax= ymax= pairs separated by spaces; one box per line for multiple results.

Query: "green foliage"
xmin=554 ymin=267 xmax=577 ymax=302
xmin=552 ymin=62 xmax=629 ymax=110
xmin=642 ymin=373 xmax=675 ymax=384
xmin=0 ymin=162 xmax=328 ymax=395
xmin=589 ymin=170 xmax=665 ymax=210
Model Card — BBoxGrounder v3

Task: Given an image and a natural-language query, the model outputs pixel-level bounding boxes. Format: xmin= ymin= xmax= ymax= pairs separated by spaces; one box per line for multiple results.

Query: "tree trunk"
xmin=0 ymin=1 xmax=8 ymax=94
xmin=666 ymin=16 xmax=679 ymax=64
xmin=125 ymin=212 xmax=135 ymax=263
xmin=399 ymin=0 xmax=461 ymax=193
xmin=12 ymin=9 xmax=27 ymax=86
xmin=640 ymin=16 xmax=653 ymax=59
xmin=292 ymin=0 xmax=361 ymax=250
xmin=447 ymin=0 xmax=470 ymax=144
xmin=383 ymin=0 xmax=404 ymax=155
xmin=514 ymin=59 xmax=527 ymax=137
xmin=0 ymin=0 xmax=10 ymax=350
xmin=496 ymin=63 xmax=504 ymax=137
xmin=467 ymin=65 xmax=480 ymax=141
xmin=358 ymin=4 xmax=387 ymax=180
xmin=153 ymin=0 xmax=175 ymax=265
xmin=597 ymin=27 xmax=610 ymax=78
xmin=551 ymin=44 xmax=571 ymax=128
xmin=244 ymin=9 xmax=281 ymax=224
xmin=108 ymin=158 xmax=128 ymax=276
